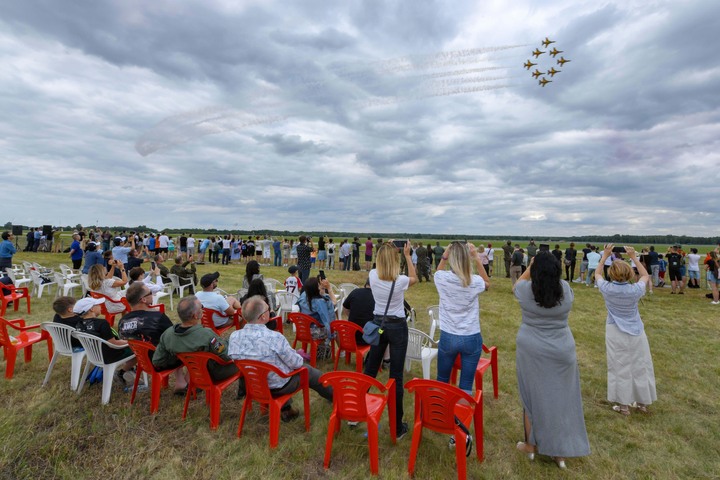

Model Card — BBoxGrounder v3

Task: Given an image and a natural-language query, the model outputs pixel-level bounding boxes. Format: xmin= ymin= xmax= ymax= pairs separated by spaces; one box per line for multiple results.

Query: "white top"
xmin=434 ymin=270 xmax=486 ymax=336
xmin=687 ymin=253 xmax=701 ymax=271
xmin=195 ymin=290 xmax=231 ymax=327
xmin=158 ymin=235 xmax=169 ymax=248
xmin=368 ymin=269 xmax=410 ymax=317
xmin=587 ymin=251 xmax=601 ymax=269
xmin=487 ymin=248 xmax=494 ymax=261
xmin=187 ymin=237 xmax=195 ymax=248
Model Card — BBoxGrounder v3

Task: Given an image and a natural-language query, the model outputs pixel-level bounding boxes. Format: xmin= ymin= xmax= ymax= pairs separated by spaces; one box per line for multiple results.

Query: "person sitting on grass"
xmin=228 ymin=295 xmax=333 ymax=422
xmin=52 ymin=296 xmax=83 ymax=348
xmin=75 ymin=296 xmax=137 ymax=386
xmin=152 ymin=295 xmax=239 ymax=396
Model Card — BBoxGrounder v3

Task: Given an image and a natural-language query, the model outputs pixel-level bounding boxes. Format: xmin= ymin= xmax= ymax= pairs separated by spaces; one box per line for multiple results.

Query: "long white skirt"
xmin=606 ymin=323 xmax=657 ymax=405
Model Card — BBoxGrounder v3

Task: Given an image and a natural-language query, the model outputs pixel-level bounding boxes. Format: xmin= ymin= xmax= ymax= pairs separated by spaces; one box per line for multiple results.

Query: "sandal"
xmin=516 ymin=441 xmax=536 ymax=461
xmin=612 ymin=405 xmax=630 ymax=416
xmin=635 ymin=404 xmax=649 ymax=414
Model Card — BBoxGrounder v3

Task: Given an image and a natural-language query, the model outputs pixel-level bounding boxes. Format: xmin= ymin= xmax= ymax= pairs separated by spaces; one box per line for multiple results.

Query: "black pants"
xmin=565 ymin=261 xmax=576 ymax=281
xmin=363 ymin=320 xmax=408 ymax=435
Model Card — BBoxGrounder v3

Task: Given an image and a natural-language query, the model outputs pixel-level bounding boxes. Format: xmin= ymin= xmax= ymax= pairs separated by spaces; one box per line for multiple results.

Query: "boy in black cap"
xmin=284 ymin=265 xmax=303 ymax=294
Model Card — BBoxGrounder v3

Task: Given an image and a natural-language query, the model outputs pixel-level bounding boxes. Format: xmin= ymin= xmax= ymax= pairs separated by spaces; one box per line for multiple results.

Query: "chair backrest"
xmin=275 ymin=291 xmax=299 ymax=311
xmin=264 ymin=279 xmax=283 ymax=292
xmin=176 ymin=351 xmax=223 ymax=390
xmin=320 ymin=371 xmax=389 ymax=420
xmin=0 ymin=281 xmax=20 ymax=297
xmin=339 ymin=283 xmax=359 ymax=297
xmin=330 ymin=320 xmax=362 ymax=351
xmin=0 ymin=318 xmax=15 ymax=348
xmin=42 ymin=322 xmax=77 ymax=355
xmin=53 ymin=272 xmax=66 ymax=287
xmin=5 ymin=269 xmax=23 ymax=286
xmin=168 ymin=274 xmax=181 ymax=289
xmin=29 ymin=270 xmax=43 ymax=286
xmin=59 ymin=264 xmax=73 ymax=276
xmin=288 ymin=312 xmax=322 ymax=342
xmin=427 ymin=305 xmax=440 ymax=340
xmin=127 ymin=340 xmax=157 ymax=374
xmin=234 ymin=359 xmax=285 ymax=403
xmin=22 ymin=261 xmax=33 ymax=274
xmin=73 ymin=331 xmax=111 ymax=365
xmin=406 ymin=328 xmax=436 ymax=361
xmin=405 ymin=379 xmax=476 ymax=434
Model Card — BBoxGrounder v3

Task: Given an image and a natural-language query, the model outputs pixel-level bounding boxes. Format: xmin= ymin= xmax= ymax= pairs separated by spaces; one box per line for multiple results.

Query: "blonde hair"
xmin=608 ymin=260 xmax=633 ymax=283
xmin=88 ymin=264 xmax=106 ymax=291
xmin=376 ymin=243 xmax=400 ymax=281
xmin=447 ymin=242 xmax=472 ymax=288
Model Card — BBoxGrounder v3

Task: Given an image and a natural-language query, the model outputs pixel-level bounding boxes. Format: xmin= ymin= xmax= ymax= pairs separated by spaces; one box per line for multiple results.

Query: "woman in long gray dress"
xmin=514 ymin=251 xmax=590 ymax=469
xmin=595 ymin=245 xmax=656 ymax=415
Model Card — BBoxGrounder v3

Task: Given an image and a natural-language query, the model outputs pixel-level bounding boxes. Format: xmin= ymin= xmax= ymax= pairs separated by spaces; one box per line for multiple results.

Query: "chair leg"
xmin=408 ymin=424 xmax=423 ymax=476
xmin=237 ymin=397 xmax=251 ymax=437
xmin=454 ymin=427 xmax=467 ymax=480
xmin=150 ymin=375 xmax=162 ymax=414
xmin=368 ymin=418 xmax=380 ymax=475
xmin=101 ymin=366 xmax=115 ymax=405
xmin=269 ymin=403 xmax=281 ymax=448
xmin=130 ymin=367 xmax=142 ymax=405
xmin=324 ymin=413 xmax=337 ymax=469
xmin=491 ymin=356 xmax=499 ymax=399
xmin=70 ymin=353 xmax=85 ymax=391
xmin=209 ymin=389 xmax=220 ymax=430
xmin=42 ymin=351 xmax=60 ymax=386
xmin=76 ymin=360 xmax=94 ymax=395
xmin=421 ymin=357 xmax=432 ymax=380
xmin=4 ymin=348 xmax=17 ymax=379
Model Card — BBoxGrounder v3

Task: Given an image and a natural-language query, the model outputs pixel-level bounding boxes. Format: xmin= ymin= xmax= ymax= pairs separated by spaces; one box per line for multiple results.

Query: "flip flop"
xmin=612 ymin=405 xmax=630 ymax=416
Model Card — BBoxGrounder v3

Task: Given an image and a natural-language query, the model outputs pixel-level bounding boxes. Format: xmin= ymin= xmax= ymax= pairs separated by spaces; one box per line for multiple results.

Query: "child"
xmin=52 ymin=296 xmax=83 ymax=348
xmin=657 ymin=254 xmax=666 ymax=287
xmin=284 ymin=265 xmax=303 ymax=294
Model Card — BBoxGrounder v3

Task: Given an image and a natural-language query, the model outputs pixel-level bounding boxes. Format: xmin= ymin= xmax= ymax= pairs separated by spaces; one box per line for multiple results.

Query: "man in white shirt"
xmin=186 ymin=234 xmax=196 ymax=258
xmin=195 ymin=272 xmax=242 ymax=328
xmin=158 ymin=232 xmax=170 ymax=254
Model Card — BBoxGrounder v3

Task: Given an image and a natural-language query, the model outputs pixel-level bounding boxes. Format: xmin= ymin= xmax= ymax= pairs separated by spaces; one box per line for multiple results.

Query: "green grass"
xmin=2 ymin=251 xmax=719 ymax=479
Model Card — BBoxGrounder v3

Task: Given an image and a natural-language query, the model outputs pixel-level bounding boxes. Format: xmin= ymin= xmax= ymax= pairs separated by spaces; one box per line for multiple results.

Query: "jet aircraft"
xmin=532 ymin=48 xmax=546 ymax=58
xmin=524 ymin=60 xmax=537 ymax=70
xmin=556 ymin=56 xmax=571 ymax=67
xmin=549 ymin=47 xmax=563 ymax=57
xmin=541 ymin=37 xmax=555 ymax=48
xmin=531 ymin=69 xmax=544 ymax=79
xmin=547 ymin=67 xmax=561 ymax=77
xmin=539 ymin=77 xmax=552 ymax=87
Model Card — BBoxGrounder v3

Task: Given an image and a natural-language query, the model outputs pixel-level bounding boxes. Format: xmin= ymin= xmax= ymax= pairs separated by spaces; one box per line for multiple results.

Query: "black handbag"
xmin=362 ymin=280 xmax=395 ymax=346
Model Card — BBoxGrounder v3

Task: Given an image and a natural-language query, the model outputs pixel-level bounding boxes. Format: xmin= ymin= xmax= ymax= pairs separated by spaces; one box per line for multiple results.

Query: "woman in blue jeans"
xmin=434 ymin=242 xmax=490 ymax=394
xmin=363 ymin=241 xmax=417 ymax=439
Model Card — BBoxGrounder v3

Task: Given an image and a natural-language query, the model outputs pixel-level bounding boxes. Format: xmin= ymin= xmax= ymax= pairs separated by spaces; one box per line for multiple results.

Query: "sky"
xmin=2 ymin=0 xmax=719 ymax=237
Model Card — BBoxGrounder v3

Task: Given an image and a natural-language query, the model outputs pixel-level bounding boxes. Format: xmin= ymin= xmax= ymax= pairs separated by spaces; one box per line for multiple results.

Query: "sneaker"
xmin=347 ymin=421 xmax=359 ymax=427
xmin=711 ymin=301 xmax=720 ymax=305
xmin=281 ymin=407 xmax=300 ymax=422
xmin=448 ymin=434 xmax=473 ymax=457
xmin=396 ymin=422 xmax=409 ymax=440
xmin=339 ymin=351 xmax=346 ymax=359
xmin=382 ymin=359 xmax=391 ymax=370
xmin=122 ymin=370 xmax=136 ymax=385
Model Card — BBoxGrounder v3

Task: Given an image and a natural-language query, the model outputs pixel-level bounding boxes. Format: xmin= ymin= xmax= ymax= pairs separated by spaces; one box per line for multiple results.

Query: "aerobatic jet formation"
xmin=526 ymin=37 xmax=570 ymax=87
xmin=549 ymin=47 xmax=563 ymax=57
xmin=531 ymin=69 xmax=544 ymax=79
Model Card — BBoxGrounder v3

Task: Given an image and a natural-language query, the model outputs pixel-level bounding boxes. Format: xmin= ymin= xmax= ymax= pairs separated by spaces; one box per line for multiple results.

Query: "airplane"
xmin=549 ymin=47 xmax=563 ymax=57
xmin=539 ymin=77 xmax=552 ymax=87
xmin=547 ymin=67 xmax=561 ymax=77
xmin=557 ymin=56 xmax=571 ymax=67
xmin=531 ymin=69 xmax=544 ymax=79
xmin=532 ymin=48 xmax=546 ymax=58
xmin=541 ymin=37 xmax=556 ymax=48
xmin=524 ymin=60 xmax=537 ymax=70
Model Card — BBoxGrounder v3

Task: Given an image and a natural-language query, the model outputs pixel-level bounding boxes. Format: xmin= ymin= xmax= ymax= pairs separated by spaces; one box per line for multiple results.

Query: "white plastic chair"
xmin=264 ymin=279 xmax=283 ymax=292
xmin=405 ymin=327 xmax=439 ymax=379
xmin=275 ymin=291 xmax=299 ymax=332
xmin=32 ymin=262 xmax=54 ymax=275
xmin=334 ymin=290 xmax=345 ymax=318
xmin=73 ymin=331 xmax=139 ymax=405
xmin=406 ymin=307 xmax=416 ymax=329
xmin=5 ymin=269 xmax=31 ymax=289
xmin=30 ymin=270 xmax=58 ymax=298
xmin=80 ymin=274 xmax=89 ymax=297
xmin=59 ymin=264 xmax=81 ymax=282
xmin=154 ymin=282 xmax=174 ymax=310
xmin=42 ymin=322 xmax=86 ymax=391
xmin=339 ymin=283 xmax=359 ymax=296
xmin=168 ymin=273 xmax=193 ymax=299
xmin=53 ymin=272 xmax=81 ymax=297
xmin=427 ymin=305 xmax=440 ymax=341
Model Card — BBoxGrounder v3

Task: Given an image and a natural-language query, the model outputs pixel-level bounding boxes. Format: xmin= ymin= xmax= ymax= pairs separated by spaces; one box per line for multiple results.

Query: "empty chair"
xmin=320 ymin=371 xmax=396 ymax=475
xmin=127 ymin=340 xmax=181 ymax=414
xmin=234 ymin=359 xmax=311 ymax=448
xmin=152 ymin=283 xmax=173 ymax=311
xmin=449 ymin=345 xmax=499 ymax=399
xmin=405 ymin=328 xmax=439 ymax=379
xmin=428 ymin=304 xmax=440 ymax=340
xmin=5 ymin=269 xmax=31 ymax=290
xmin=0 ymin=282 xmax=31 ymax=317
xmin=330 ymin=320 xmax=370 ymax=373
xmin=74 ymin=331 xmax=137 ymax=405
xmin=59 ymin=264 xmax=81 ymax=282
xmin=0 ymin=317 xmax=53 ymax=379
xmin=263 ymin=278 xmax=283 ymax=292
xmin=406 ymin=379 xmax=484 ymax=480
xmin=275 ymin=291 xmax=299 ymax=325
xmin=42 ymin=322 xmax=86 ymax=391
xmin=53 ymin=272 xmax=81 ymax=297
xmin=30 ymin=270 xmax=58 ymax=298
xmin=168 ymin=273 xmax=193 ymax=299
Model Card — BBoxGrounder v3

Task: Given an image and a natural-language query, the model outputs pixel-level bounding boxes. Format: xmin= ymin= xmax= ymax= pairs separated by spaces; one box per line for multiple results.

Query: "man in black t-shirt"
xmin=342 ymin=281 xmax=375 ymax=346
xmin=118 ymin=283 xmax=173 ymax=346
xmin=665 ymin=246 xmax=685 ymax=294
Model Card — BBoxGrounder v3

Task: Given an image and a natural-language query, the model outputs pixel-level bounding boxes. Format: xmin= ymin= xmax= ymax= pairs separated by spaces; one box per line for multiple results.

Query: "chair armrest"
xmin=482 ymin=344 xmax=496 ymax=355
xmin=8 ymin=319 xmax=26 ymax=328
xmin=6 ymin=321 xmax=42 ymax=332
xmin=381 ymin=377 xmax=395 ymax=393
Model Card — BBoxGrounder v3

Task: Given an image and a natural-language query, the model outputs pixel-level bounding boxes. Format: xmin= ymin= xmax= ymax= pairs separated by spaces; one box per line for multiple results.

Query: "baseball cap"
xmin=200 ymin=272 xmax=220 ymax=288
xmin=73 ymin=297 xmax=105 ymax=315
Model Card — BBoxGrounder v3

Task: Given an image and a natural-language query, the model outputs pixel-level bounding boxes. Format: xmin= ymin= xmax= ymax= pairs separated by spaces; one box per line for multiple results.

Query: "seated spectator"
xmin=240 ymin=278 xmax=278 ymax=331
xmin=75 ymin=296 xmax=137 ymax=385
xmin=52 ymin=296 xmax=83 ymax=348
xmin=170 ymin=255 xmax=197 ymax=294
xmin=88 ymin=262 xmax=128 ymax=314
xmin=228 ymin=295 xmax=333 ymax=422
xmin=152 ymin=295 xmax=239 ymax=392
xmin=128 ymin=265 xmax=165 ymax=297
xmin=242 ymin=260 xmax=264 ymax=289
xmin=296 ymin=277 xmax=336 ymax=337
xmin=154 ymin=254 xmax=170 ymax=283
xmin=195 ymin=272 xmax=242 ymax=329
xmin=342 ymin=279 xmax=375 ymax=346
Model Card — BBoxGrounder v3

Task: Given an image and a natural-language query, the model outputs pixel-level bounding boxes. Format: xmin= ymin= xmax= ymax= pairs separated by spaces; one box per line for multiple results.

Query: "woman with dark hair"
xmin=514 ymin=251 xmax=590 ymax=469
xmin=242 ymin=260 xmax=263 ymax=289
xmin=296 ymin=276 xmax=336 ymax=336
xmin=240 ymin=278 xmax=278 ymax=331
xmin=596 ymin=245 xmax=656 ymax=415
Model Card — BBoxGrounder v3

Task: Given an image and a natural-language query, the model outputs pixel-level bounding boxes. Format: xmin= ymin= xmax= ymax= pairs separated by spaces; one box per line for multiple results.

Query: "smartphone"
xmin=318 ymin=270 xmax=326 ymax=280
xmin=612 ymin=246 xmax=626 ymax=253
xmin=539 ymin=244 xmax=550 ymax=252
xmin=150 ymin=262 xmax=156 ymax=270
xmin=392 ymin=240 xmax=407 ymax=248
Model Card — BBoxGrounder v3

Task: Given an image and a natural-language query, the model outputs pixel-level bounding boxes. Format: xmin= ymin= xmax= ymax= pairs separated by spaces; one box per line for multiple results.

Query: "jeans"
xmin=299 ymin=268 xmax=310 ymax=285
xmin=274 ymin=250 xmax=282 ymax=267
xmin=273 ymin=365 xmax=333 ymax=408
xmin=364 ymin=320 xmax=408 ymax=435
xmin=222 ymin=248 xmax=230 ymax=265
xmin=586 ymin=268 xmax=596 ymax=285
xmin=343 ymin=256 xmax=351 ymax=271
xmin=436 ymin=331 xmax=483 ymax=395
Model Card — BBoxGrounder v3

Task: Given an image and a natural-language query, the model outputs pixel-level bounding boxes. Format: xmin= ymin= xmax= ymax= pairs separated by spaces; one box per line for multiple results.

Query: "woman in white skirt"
xmin=596 ymin=244 xmax=657 ymax=416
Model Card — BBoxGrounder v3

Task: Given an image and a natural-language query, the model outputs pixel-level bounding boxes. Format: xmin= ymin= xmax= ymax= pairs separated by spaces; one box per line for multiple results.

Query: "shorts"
xmin=180 ymin=247 xmax=187 ymax=252
xmin=365 ymin=254 xmax=372 ymax=262
xmin=707 ymin=271 xmax=720 ymax=284
xmin=688 ymin=269 xmax=700 ymax=280
xmin=668 ymin=268 xmax=681 ymax=281
xmin=290 ymin=253 xmax=297 ymax=259
xmin=317 ymin=251 xmax=327 ymax=261
xmin=187 ymin=247 xmax=195 ymax=255
xmin=580 ymin=260 xmax=589 ymax=273
xmin=263 ymin=250 xmax=271 ymax=259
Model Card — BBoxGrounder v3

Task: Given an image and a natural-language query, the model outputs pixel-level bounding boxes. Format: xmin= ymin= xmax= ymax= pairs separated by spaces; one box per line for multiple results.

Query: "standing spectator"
xmin=646 ymin=246 xmax=660 ymax=286
xmin=112 ymin=236 xmax=135 ymax=270
xmin=564 ymin=243 xmax=577 ymax=282
xmin=351 ymin=237 xmax=361 ymax=271
xmin=326 ymin=238 xmax=335 ymax=270
xmin=158 ymin=232 xmax=169 ymax=254
xmin=33 ymin=227 xmax=42 ymax=252
xmin=179 ymin=233 xmax=188 ymax=259
xmin=82 ymin=242 xmax=104 ymax=274
xmin=316 ymin=236 xmax=327 ymax=269
xmin=665 ymin=246 xmax=684 ymax=294
xmin=705 ymin=251 xmax=720 ymax=304
xmin=340 ymin=240 xmax=351 ymax=271
xmin=434 ymin=242 xmax=490 ymax=395
xmin=363 ymin=241 xmax=417 ymax=440
xmin=552 ymin=245 xmax=563 ymax=263
xmin=478 ymin=245 xmax=490 ymax=274
xmin=686 ymin=248 xmax=701 ymax=289
xmin=289 ymin=239 xmax=297 ymax=266
xmin=432 ymin=242 xmax=445 ymax=271
xmin=296 ymin=235 xmax=313 ymax=284
xmin=514 ymin=252 xmax=590 ymax=469
xmin=502 ymin=240 xmax=514 ymax=278
xmin=262 ymin=236 xmax=273 ymax=266
xmin=282 ymin=239 xmax=290 ymax=267
xmin=526 ymin=239 xmax=538 ymax=263
xmin=0 ymin=231 xmax=17 ymax=272
xmin=186 ymin=234 xmax=196 ymax=258
xmin=69 ymin=234 xmax=84 ymax=270
xmin=364 ymin=237 xmax=374 ymax=271
xmin=221 ymin=235 xmax=231 ymax=265
xmin=579 ymin=244 xmax=592 ymax=283
xmin=198 ymin=237 xmax=210 ymax=263
xmin=586 ymin=246 xmax=601 ymax=287
xmin=486 ymin=243 xmax=495 ymax=276
xmin=415 ymin=242 xmax=430 ymax=282
xmin=596 ymin=245 xmax=656 ymax=416
xmin=510 ymin=244 xmax=523 ymax=285
xmin=273 ymin=237 xmax=282 ymax=267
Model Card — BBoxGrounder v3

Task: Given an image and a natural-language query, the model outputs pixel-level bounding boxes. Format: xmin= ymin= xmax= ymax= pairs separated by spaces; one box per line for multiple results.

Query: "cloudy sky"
xmin=2 ymin=0 xmax=719 ymax=236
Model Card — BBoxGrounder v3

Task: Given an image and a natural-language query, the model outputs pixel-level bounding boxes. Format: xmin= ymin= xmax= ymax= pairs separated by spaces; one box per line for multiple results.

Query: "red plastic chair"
xmin=234 ymin=360 xmax=310 ymax=448
xmin=330 ymin=320 xmax=370 ymax=373
xmin=406 ymin=379 xmax=483 ymax=480
xmin=0 ymin=283 xmax=31 ymax=317
xmin=127 ymin=340 xmax=182 ymax=414
xmin=320 ymin=371 xmax=396 ymax=475
xmin=89 ymin=292 xmax=130 ymax=328
xmin=270 ymin=315 xmax=283 ymax=335
xmin=449 ymin=344 xmax=498 ymax=399
xmin=288 ymin=312 xmax=333 ymax=368
xmin=201 ymin=307 xmax=243 ymax=336
xmin=176 ymin=351 xmax=242 ymax=430
xmin=0 ymin=317 xmax=53 ymax=379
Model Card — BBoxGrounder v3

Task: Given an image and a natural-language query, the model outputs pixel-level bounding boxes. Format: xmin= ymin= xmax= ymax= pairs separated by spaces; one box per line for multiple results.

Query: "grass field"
xmin=1 ymin=250 xmax=719 ymax=479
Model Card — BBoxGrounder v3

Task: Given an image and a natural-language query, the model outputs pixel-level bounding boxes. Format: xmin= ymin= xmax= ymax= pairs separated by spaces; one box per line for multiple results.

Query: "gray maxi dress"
xmin=514 ymin=280 xmax=590 ymax=458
